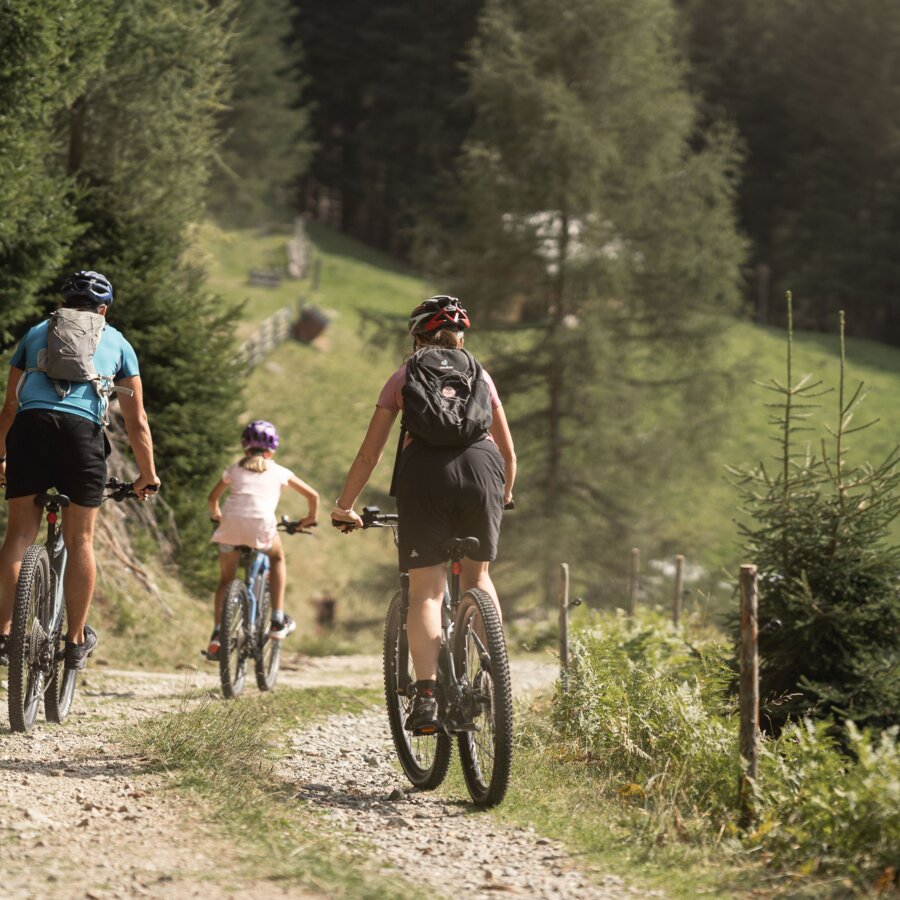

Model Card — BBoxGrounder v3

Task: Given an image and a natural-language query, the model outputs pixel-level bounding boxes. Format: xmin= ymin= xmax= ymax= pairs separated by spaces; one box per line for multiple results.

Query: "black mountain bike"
xmin=7 ymin=477 xmax=152 ymax=733
xmin=337 ymin=506 xmax=513 ymax=807
xmin=214 ymin=517 xmax=313 ymax=699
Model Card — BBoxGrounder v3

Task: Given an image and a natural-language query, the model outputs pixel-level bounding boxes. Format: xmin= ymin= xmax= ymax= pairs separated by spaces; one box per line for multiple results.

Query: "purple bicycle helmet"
xmin=241 ymin=420 xmax=279 ymax=452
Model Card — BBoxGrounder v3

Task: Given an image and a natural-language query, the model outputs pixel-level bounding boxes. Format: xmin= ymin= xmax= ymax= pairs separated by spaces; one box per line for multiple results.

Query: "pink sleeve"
xmin=222 ymin=465 xmax=233 ymax=484
xmin=482 ymin=370 xmax=502 ymax=409
xmin=279 ymin=464 xmax=294 ymax=486
xmin=376 ymin=365 xmax=407 ymax=412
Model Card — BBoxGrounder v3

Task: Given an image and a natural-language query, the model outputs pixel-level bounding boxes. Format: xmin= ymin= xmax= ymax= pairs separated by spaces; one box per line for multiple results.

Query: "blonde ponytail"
xmin=239 ymin=452 xmax=269 ymax=473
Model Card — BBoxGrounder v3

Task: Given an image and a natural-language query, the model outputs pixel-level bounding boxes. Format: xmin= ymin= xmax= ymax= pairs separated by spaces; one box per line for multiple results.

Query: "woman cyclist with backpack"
xmin=332 ymin=296 xmax=516 ymax=733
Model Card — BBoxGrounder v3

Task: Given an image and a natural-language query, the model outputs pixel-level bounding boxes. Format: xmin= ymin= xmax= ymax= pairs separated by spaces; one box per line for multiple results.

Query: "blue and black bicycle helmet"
xmin=61 ymin=270 xmax=114 ymax=307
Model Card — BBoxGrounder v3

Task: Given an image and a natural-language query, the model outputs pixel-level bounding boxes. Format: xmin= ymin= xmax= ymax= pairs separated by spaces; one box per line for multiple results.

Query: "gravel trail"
xmin=277 ymin=660 xmax=658 ymax=900
xmin=1 ymin=654 xmax=656 ymax=899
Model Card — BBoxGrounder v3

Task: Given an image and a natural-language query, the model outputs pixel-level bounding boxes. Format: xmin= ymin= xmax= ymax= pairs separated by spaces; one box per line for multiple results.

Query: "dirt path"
xmin=0 ymin=655 xmax=655 ymax=899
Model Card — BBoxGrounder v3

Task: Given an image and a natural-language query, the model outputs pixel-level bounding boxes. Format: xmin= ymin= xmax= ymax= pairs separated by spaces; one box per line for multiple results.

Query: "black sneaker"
xmin=0 ymin=633 xmax=8 ymax=667
xmin=269 ymin=615 xmax=296 ymax=641
xmin=64 ymin=624 xmax=98 ymax=671
xmin=405 ymin=692 xmax=439 ymax=736
xmin=201 ymin=628 xmax=221 ymax=661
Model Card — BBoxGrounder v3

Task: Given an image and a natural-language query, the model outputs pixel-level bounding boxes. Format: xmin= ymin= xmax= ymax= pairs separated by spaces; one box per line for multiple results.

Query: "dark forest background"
xmin=3 ymin=0 xmax=899 ymax=583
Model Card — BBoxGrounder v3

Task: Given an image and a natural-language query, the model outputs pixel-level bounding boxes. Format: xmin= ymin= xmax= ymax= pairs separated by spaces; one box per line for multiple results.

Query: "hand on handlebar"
xmin=331 ymin=509 xmax=363 ymax=533
xmin=132 ymin=475 xmax=161 ymax=501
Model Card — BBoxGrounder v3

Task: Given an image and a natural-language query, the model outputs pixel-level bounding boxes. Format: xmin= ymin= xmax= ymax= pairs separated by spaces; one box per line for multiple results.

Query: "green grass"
xmin=195 ymin=220 xmax=900 ymax=639
xmin=132 ymin=686 xmax=409 ymax=897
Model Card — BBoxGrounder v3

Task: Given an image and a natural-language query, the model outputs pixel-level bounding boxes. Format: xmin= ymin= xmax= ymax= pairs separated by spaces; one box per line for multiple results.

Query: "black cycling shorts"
xmin=394 ymin=439 xmax=505 ymax=570
xmin=5 ymin=409 xmax=111 ymax=508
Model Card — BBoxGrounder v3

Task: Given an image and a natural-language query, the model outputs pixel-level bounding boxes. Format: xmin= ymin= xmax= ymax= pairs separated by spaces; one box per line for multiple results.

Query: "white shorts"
xmin=211 ymin=516 xmax=277 ymax=552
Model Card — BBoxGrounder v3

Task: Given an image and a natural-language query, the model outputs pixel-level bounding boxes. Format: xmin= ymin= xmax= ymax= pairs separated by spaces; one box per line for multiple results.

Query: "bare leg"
xmin=61 ymin=503 xmax=100 ymax=644
xmin=266 ymin=535 xmax=286 ymax=613
xmin=460 ymin=558 xmax=502 ymax=623
xmin=214 ymin=550 xmax=241 ymax=627
xmin=407 ymin=564 xmax=446 ymax=682
xmin=0 ymin=496 xmax=43 ymax=634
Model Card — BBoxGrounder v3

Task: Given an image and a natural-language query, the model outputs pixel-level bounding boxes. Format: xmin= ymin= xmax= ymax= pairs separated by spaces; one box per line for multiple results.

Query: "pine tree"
xmin=62 ymin=0 xmax=244 ymax=580
xmin=0 ymin=0 xmax=115 ymax=338
xmin=208 ymin=0 xmax=313 ymax=225
xmin=731 ymin=296 xmax=900 ymax=732
xmin=420 ymin=0 xmax=745 ymax=601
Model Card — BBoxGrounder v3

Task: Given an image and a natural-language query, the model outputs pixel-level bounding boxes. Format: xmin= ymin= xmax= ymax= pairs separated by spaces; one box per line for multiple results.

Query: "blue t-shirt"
xmin=10 ymin=319 xmax=140 ymax=426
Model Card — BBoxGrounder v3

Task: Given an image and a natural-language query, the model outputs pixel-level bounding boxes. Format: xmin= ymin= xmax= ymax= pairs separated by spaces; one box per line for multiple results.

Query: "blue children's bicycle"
xmin=216 ymin=517 xmax=312 ymax=699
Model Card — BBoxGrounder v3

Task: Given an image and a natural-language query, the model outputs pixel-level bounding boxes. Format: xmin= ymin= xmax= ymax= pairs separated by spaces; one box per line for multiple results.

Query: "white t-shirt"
xmin=221 ymin=461 xmax=294 ymax=521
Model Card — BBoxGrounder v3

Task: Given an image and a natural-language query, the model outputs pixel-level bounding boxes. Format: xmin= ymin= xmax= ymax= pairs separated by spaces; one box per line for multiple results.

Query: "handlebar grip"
xmin=332 ymin=517 xmax=357 ymax=530
xmin=504 ymin=500 xmax=515 ymax=510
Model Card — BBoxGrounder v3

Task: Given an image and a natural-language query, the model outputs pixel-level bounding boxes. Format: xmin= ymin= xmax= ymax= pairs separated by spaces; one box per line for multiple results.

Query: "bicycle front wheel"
xmin=8 ymin=546 xmax=53 ymax=732
xmin=254 ymin=573 xmax=280 ymax=692
xmin=219 ymin=580 xmax=249 ymax=699
xmin=453 ymin=587 xmax=513 ymax=807
xmin=45 ymin=581 xmax=76 ymax=724
xmin=383 ymin=591 xmax=452 ymax=789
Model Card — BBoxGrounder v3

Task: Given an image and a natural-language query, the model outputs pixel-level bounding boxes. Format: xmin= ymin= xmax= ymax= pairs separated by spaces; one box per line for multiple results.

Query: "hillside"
xmin=201 ymin=220 xmax=900 ymax=638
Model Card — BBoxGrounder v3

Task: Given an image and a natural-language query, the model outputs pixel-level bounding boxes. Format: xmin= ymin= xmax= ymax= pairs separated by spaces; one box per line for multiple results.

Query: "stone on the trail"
xmin=387 ymin=787 xmax=405 ymax=801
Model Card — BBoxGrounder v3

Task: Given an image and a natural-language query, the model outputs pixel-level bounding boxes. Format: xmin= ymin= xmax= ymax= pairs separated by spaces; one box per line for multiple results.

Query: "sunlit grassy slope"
xmin=200 ymin=220 xmax=900 ymax=641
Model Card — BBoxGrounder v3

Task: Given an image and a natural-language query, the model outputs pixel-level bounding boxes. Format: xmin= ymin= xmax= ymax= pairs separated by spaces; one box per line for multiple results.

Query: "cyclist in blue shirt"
xmin=0 ymin=271 xmax=160 ymax=670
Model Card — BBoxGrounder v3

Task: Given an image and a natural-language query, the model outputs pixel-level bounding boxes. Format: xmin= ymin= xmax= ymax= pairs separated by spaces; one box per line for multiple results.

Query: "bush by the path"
xmin=552 ymin=611 xmax=899 ymax=891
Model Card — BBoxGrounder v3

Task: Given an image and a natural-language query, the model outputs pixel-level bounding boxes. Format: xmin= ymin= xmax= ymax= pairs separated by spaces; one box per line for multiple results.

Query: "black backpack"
xmin=389 ymin=347 xmax=493 ymax=495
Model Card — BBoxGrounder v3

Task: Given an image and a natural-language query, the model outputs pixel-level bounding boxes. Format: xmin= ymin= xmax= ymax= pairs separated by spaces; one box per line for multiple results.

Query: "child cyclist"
xmin=206 ymin=420 xmax=318 ymax=658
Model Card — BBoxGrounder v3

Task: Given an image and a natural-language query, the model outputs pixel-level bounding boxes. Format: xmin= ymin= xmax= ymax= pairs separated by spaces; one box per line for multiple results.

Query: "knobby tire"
xmin=45 ymin=570 xmax=76 ymax=723
xmin=454 ymin=587 xmax=513 ymax=807
xmin=383 ymin=591 xmax=452 ymax=789
xmin=219 ymin=580 xmax=248 ymax=699
xmin=254 ymin=571 xmax=280 ymax=692
xmin=8 ymin=546 xmax=52 ymax=732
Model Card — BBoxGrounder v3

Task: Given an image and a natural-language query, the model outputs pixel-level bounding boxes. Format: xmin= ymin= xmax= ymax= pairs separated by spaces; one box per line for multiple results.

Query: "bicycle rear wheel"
xmin=8 ymin=546 xmax=53 ymax=732
xmin=383 ymin=591 xmax=452 ymax=789
xmin=453 ymin=587 xmax=513 ymax=807
xmin=219 ymin=580 xmax=249 ymax=699
xmin=45 ymin=576 xmax=76 ymax=723
xmin=254 ymin=572 xmax=280 ymax=691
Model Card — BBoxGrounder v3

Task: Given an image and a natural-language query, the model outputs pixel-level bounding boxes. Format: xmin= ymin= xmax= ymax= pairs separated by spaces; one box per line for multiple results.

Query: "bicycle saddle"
xmin=439 ymin=536 xmax=480 ymax=561
xmin=35 ymin=492 xmax=70 ymax=508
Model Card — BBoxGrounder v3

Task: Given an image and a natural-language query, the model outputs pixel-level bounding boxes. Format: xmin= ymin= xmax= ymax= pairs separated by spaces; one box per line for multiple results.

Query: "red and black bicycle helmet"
xmin=407 ymin=295 xmax=470 ymax=336
xmin=241 ymin=420 xmax=280 ymax=452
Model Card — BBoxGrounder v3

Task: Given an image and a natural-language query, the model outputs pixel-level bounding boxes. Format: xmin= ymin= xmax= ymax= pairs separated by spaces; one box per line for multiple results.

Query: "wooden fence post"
xmin=673 ymin=554 xmax=685 ymax=626
xmin=739 ymin=563 xmax=760 ymax=825
xmin=559 ymin=563 xmax=570 ymax=692
xmin=629 ymin=548 xmax=639 ymax=617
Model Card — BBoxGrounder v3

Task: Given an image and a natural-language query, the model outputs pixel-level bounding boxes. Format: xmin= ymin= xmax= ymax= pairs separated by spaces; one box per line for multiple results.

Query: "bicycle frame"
xmin=42 ymin=498 xmax=68 ymax=639
xmin=393 ymin=540 xmax=485 ymax=734
xmin=242 ymin=547 xmax=270 ymax=629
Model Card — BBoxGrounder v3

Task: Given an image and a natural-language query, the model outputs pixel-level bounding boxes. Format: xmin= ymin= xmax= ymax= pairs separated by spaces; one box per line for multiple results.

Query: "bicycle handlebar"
xmin=105 ymin=477 xmax=160 ymax=503
xmin=277 ymin=515 xmax=317 ymax=536
xmin=333 ymin=501 xmax=514 ymax=531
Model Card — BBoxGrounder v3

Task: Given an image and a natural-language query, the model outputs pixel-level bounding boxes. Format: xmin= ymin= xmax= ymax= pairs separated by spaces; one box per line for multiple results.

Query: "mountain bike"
xmin=336 ymin=506 xmax=513 ymax=807
xmin=214 ymin=517 xmax=313 ymax=699
xmin=7 ymin=477 xmax=154 ymax=733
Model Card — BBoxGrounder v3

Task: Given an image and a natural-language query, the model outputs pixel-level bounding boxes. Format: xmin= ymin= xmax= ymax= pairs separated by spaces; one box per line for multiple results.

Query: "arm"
xmin=116 ymin=375 xmax=160 ymax=499
xmin=287 ymin=474 xmax=319 ymax=527
xmin=208 ymin=479 xmax=227 ymax=522
xmin=0 ymin=367 xmax=22 ymax=486
xmin=334 ymin=406 xmax=398 ymax=527
xmin=489 ymin=404 xmax=517 ymax=506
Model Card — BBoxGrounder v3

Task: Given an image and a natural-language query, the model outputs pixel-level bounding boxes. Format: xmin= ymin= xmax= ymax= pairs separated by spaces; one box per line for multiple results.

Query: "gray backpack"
xmin=20 ymin=308 xmax=133 ymax=424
